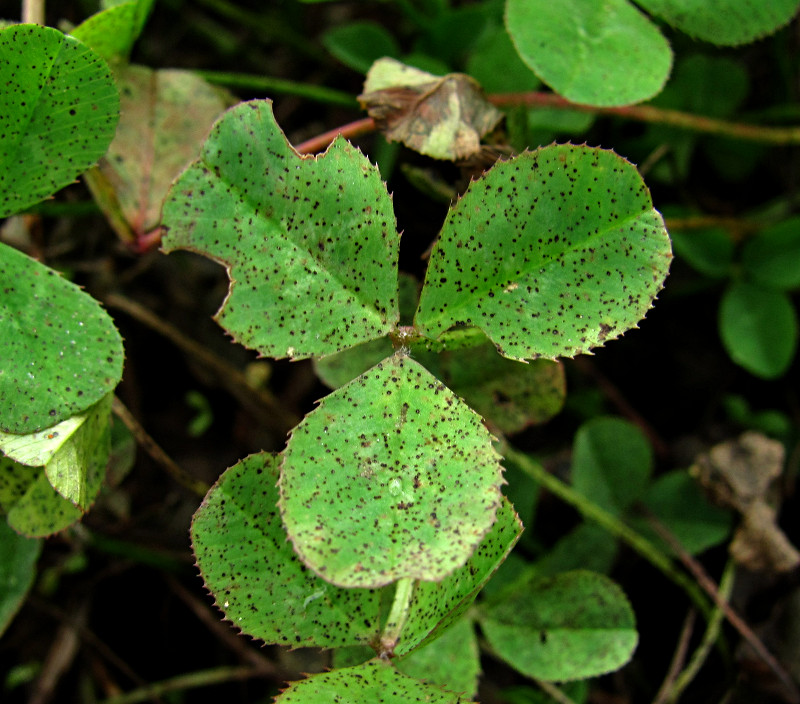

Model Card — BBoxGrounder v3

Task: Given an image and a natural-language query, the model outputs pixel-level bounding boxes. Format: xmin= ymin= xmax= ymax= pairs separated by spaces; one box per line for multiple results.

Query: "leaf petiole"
xmin=380 ymin=577 xmax=415 ymax=657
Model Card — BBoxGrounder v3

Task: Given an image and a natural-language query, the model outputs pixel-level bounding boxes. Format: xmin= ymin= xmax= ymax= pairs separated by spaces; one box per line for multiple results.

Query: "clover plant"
xmin=159 ymin=97 xmax=671 ymax=700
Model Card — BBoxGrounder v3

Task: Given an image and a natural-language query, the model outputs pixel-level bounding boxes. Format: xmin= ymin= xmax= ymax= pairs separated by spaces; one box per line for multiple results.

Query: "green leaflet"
xmin=0 ymin=24 xmax=119 ymax=217
xmin=637 ymin=0 xmax=800 ymax=46
xmin=71 ymin=0 xmax=154 ymax=65
xmin=0 ymin=520 xmax=42 ymax=636
xmin=280 ymin=352 xmax=504 ymax=588
xmin=0 ymin=243 xmax=124 ymax=434
xmin=161 ymin=99 xmax=399 ymax=360
xmin=505 ymin=0 xmax=672 ymax=107
xmin=414 ymin=145 xmax=672 ymax=361
xmin=275 ymin=659 xmax=467 ymax=703
xmin=480 ymin=570 xmax=637 ymax=682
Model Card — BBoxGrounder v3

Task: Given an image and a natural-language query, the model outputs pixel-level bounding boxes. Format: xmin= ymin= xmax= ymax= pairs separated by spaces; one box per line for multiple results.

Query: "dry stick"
xmin=645 ymin=514 xmax=800 ymax=704
xmin=105 ymin=293 xmax=298 ymax=435
xmin=294 ymin=117 xmax=377 ymax=154
xmin=112 ymin=396 xmax=209 ymax=498
xmin=652 ymin=609 xmax=697 ymax=704
xmin=490 ymin=92 xmax=800 ymax=145
xmin=534 ymin=679 xmax=579 ymax=704
xmin=22 ymin=0 xmax=44 ymax=24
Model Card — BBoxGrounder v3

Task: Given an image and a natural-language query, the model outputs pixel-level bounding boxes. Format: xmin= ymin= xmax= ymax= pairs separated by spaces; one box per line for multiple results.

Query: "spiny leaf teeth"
xmin=161 ymin=99 xmax=400 ymax=361
xmin=191 ymin=452 xmax=385 ymax=648
xmin=414 ymin=143 xmax=671 ymax=362
xmin=279 ymin=352 xmax=504 ymax=589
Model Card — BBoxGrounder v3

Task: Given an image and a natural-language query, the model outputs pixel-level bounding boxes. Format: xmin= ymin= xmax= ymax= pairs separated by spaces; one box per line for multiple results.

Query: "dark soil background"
xmin=2 ymin=1 xmax=800 ymax=703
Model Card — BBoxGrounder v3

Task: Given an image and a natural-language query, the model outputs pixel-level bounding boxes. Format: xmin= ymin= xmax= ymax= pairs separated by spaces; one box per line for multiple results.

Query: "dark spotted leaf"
xmin=0 ymin=243 xmax=124 ymax=434
xmin=161 ymin=99 xmax=399 ymax=360
xmin=275 ymin=659 xmax=467 ymax=703
xmin=395 ymin=494 xmax=522 ymax=656
xmin=0 ymin=24 xmax=119 ymax=217
xmin=479 ymin=570 xmax=637 ymax=682
xmin=191 ymin=452 xmax=384 ymax=648
xmin=279 ymin=352 xmax=504 ymax=588
xmin=84 ymin=65 xmax=234 ymax=245
xmin=414 ymin=145 xmax=672 ymax=361
xmin=359 ymin=58 xmax=503 ymax=161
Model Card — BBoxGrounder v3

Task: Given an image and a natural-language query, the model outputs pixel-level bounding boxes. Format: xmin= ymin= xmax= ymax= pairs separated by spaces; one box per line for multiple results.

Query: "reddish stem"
xmin=294 ymin=117 xmax=377 ymax=154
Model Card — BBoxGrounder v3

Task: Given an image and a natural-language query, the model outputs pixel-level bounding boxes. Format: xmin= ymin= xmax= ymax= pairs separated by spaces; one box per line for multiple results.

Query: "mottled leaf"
xmin=359 ymin=58 xmax=503 ymax=161
xmin=0 ymin=519 xmax=42 ymax=636
xmin=71 ymin=0 xmax=154 ymax=65
xmin=0 ymin=243 xmax=124 ymax=434
xmin=280 ymin=352 xmax=504 ymax=588
xmin=719 ymin=280 xmax=798 ymax=379
xmin=275 ymin=659 xmax=467 ymax=703
xmin=505 ymin=0 xmax=672 ymax=107
xmin=161 ymin=99 xmax=399 ymax=360
xmin=0 ymin=403 xmax=110 ymax=538
xmin=0 ymin=24 xmax=119 ymax=217
xmin=637 ymin=0 xmax=800 ymax=45
xmin=480 ymin=570 xmax=637 ymax=682
xmin=0 ymin=394 xmax=112 ymax=509
xmin=84 ymin=65 xmax=233 ymax=245
xmin=571 ymin=417 xmax=653 ymax=516
xmin=414 ymin=145 xmax=672 ymax=361
xmin=396 ymin=495 xmax=522 ymax=656
xmin=396 ymin=617 xmax=479 ymax=698
xmin=191 ymin=452 xmax=384 ymax=648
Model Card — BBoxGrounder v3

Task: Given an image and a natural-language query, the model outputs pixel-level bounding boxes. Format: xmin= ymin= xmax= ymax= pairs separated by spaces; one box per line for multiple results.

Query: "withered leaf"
xmin=359 ymin=57 xmax=503 ymax=161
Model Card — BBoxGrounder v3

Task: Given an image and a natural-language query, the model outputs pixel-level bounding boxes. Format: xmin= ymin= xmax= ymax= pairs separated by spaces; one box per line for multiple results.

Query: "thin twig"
xmin=295 ymin=117 xmax=377 ymax=154
xmin=112 ymin=396 xmax=209 ymax=498
xmin=97 ymin=666 xmax=267 ymax=704
xmin=535 ymin=679 xmax=579 ymax=704
xmin=105 ymin=293 xmax=298 ymax=435
xmin=490 ymin=92 xmax=800 ymax=145
xmin=22 ymin=0 xmax=44 ymax=24
xmin=645 ymin=513 xmax=800 ymax=703
xmin=652 ymin=609 xmax=697 ymax=704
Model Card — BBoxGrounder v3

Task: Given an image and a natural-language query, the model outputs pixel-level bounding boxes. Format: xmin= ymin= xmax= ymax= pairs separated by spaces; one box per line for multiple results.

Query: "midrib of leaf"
xmin=422 ymin=205 xmax=658 ymax=327
xmin=207 ymin=153 xmax=389 ymax=327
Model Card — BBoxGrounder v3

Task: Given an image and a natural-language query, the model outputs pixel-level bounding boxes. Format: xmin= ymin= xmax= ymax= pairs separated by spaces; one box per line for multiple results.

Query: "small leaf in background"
xmin=0 ymin=394 xmax=112 ymax=510
xmin=505 ymin=0 xmax=672 ymax=107
xmin=322 ymin=21 xmax=401 ymax=74
xmin=531 ymin=522 xmax=619 ymax=577
xmin=670 ymin=226 xmax=734 ymax=279
xmin=0 ymin=519 xmax=42 ymax=636
xmin=314 ymin=338 xmax=395 ymax=390
xmin=0 ymin=24 xmax=120 ymax=217
xmin=571 ymin=417 xmax=653 ymax=516
xmin=719 ymin=280 xmax=798 ymax=378
xmin=480 ymin=570 xmax=637 ymax=682
xmin=0 ymin=243 xmax=124 ymax=434
xmin=280 ymin=352 xmax=504 ymax=588
xmin=359 ymin=57 xmax=503 ymax=161
xmin=636 ymin=469 xmax=732 ymax=556
xmin=465 ymin=25 xmax=540 ymax=94
xmin=192 ymin=453 xmax=384 ymax=648
xmin=71 ymin=0 xmax=154 ymax=65
xmin=636 ymin=0 xmax=800 ymax=46
xmin=274 ymin=658 xmax=467 ymax=703
xmin=414 ymin=145 xmax=672 ymax=361
xmin=396 ymin=496 xmax=522 ymax=656
xmin=415 ymin=2 xmax=503 ymax=67
xmin=430 ymin=347 xmax=565 ymax=433
xmin=396 ymin=617 xmax=479 ymax=698
xmin=84 ymin=65 xmax=234 ymax=246
xmin=162 ymin=99 xmax=399 ymax=360
xmin=741 ymin=216 xmax=800 ymax=290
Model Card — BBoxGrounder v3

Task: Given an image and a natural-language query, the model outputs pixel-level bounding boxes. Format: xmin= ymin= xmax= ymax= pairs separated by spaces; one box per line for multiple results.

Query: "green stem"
xmin=98 ymin=666 xmax=265 ymax=704
xmin=490 ymin=92 xmax=800 ymax=145
xmin=500 ymin=444 xmax=712 ymax=619
xmin=380 ymin=578 xmax=415 ymax=656
xmin=665 ymin=560 xmax=735 ymax=704
xmin=196 ymin=70 xmax=358 ymax=108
